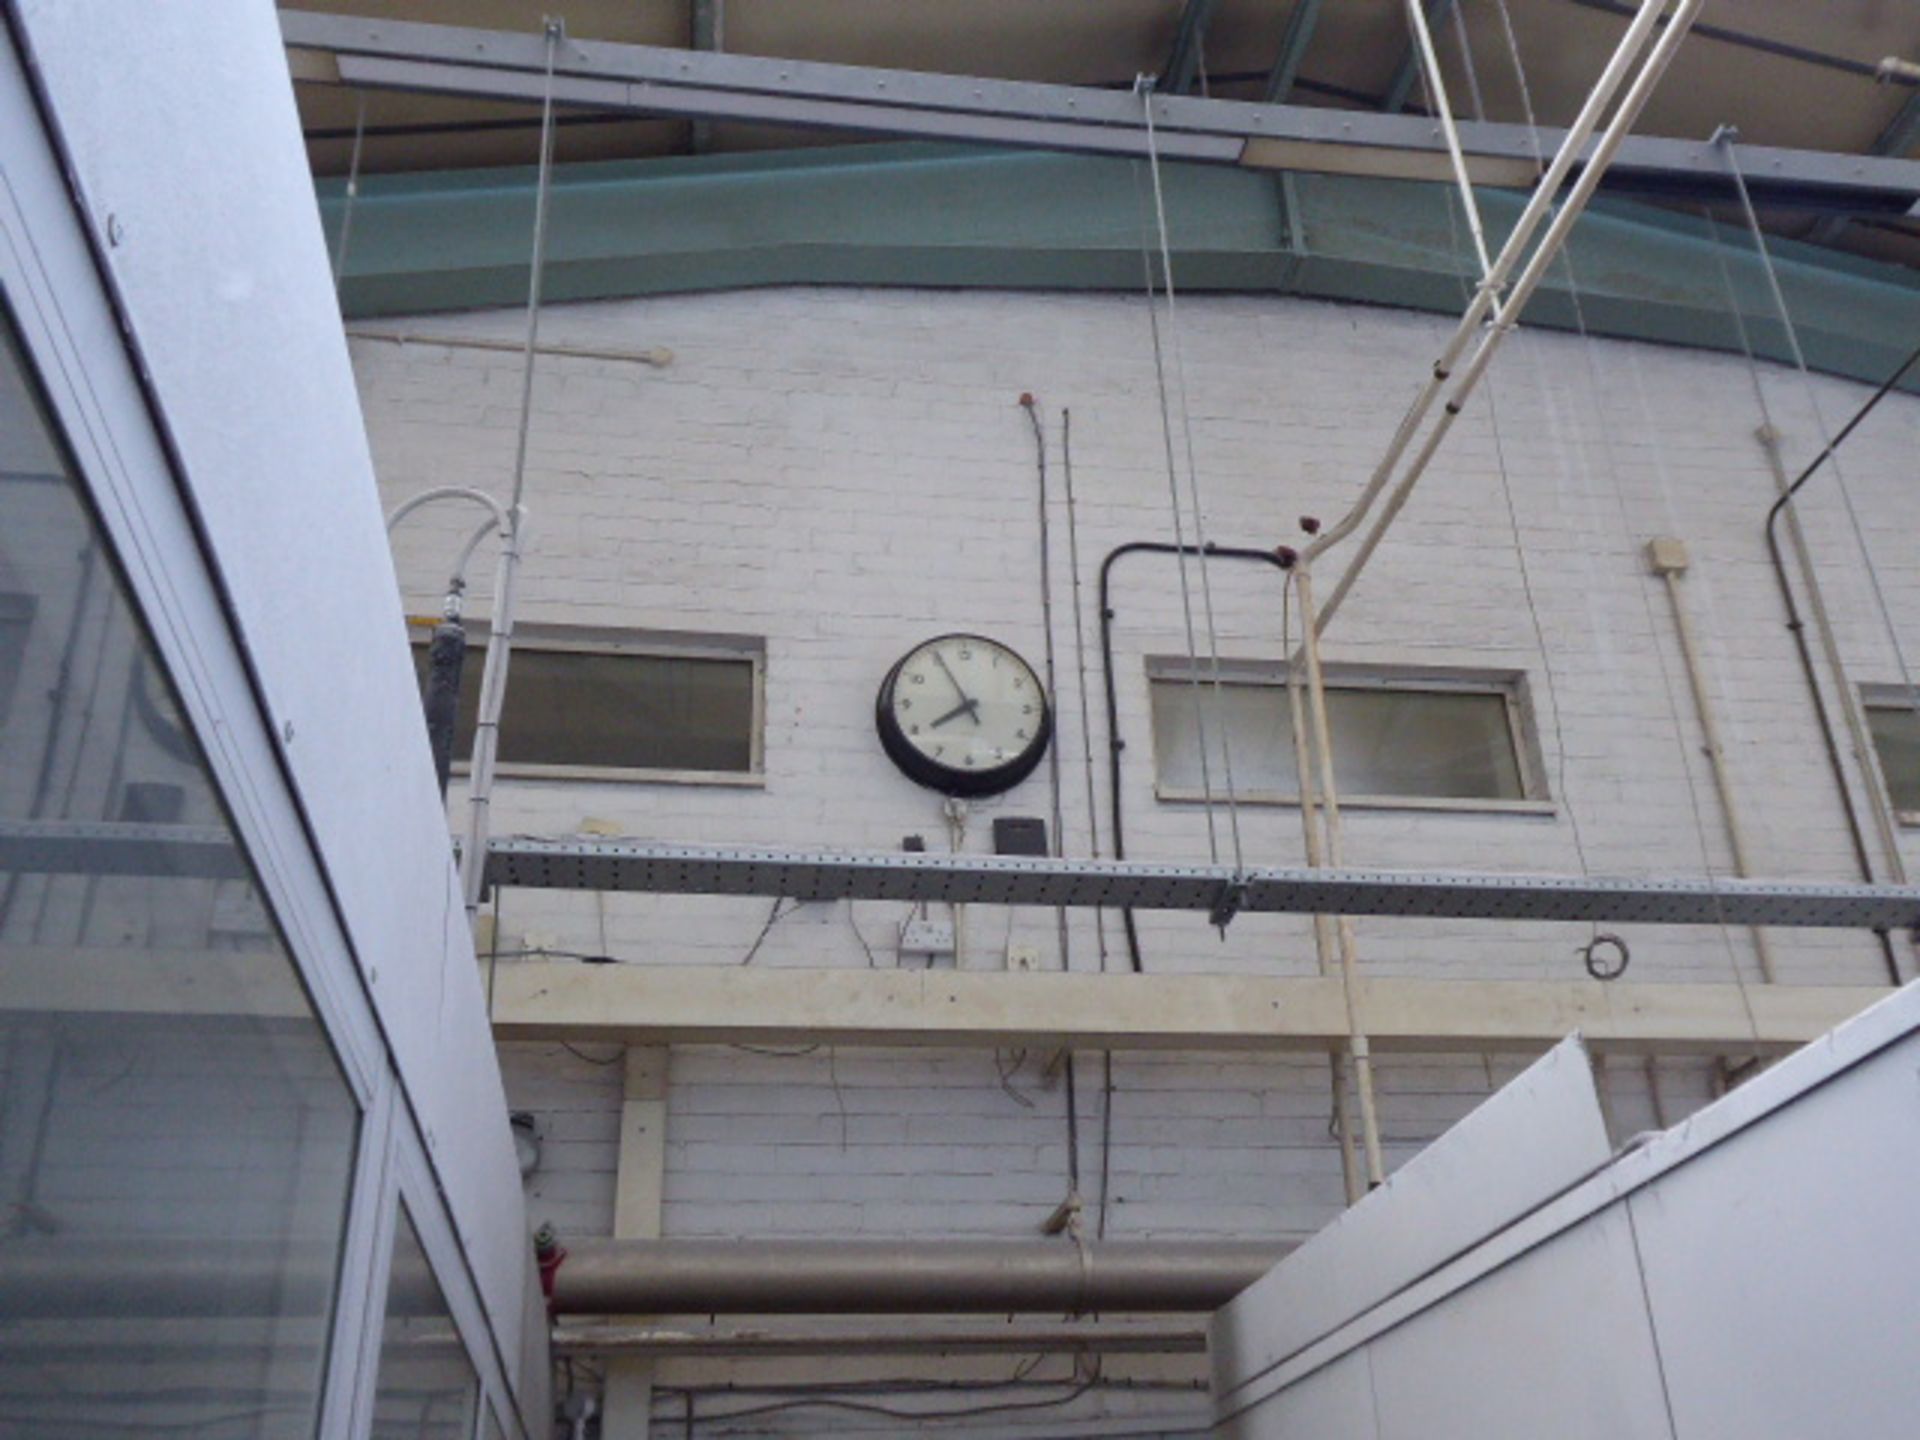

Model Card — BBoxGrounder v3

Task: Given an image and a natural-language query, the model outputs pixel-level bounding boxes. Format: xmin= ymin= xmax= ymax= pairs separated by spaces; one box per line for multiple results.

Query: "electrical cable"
xmin=1720 ymin=134 xmax=1920 ymax=726
xmin=737 ymin=897 xmax=790 ymax=965
xmin=1137 ymin=84 xmax=1246 ymax=879
xmin=1059 ymin=409 xmax=1112 ymax=972
xmin=1706 ymin=205 xmax=1912 ymax=983
xmin=1097 ymin=543 xmax=1290 ymax=972
xmin=651 ymin=1371 xmax=1106 ymax=1425
xmin=1023 ymin=397 xmax=1086 ymax=1206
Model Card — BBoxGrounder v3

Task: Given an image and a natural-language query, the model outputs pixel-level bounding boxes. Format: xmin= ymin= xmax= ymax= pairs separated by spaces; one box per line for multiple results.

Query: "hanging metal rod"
xmin=482 ymin=837 xmax=1920 ymax=929
xmin=278 ymin=12 xmax=1920 ymax=215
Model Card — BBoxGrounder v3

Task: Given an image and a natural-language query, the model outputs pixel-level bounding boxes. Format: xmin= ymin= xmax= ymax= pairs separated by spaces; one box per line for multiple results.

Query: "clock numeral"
xmin=1012 ymin=676 xmax=1025 ymax=690
xmin=964 ymin=755 xmax=975 ymax=766
xmin=1021 ymin=704 xmax=1033 ymax=715
xmin=1016 ymin=729 xmax=1028 ymax=740
xmin=933 ymin=745 xmax=945 ymax=757
xmin=898 ymin=697 xmax=912 ymax=710
xmin=958 ymin=647 xmax=972 ymax=660
xmin=909 ymin=725 xmax=921 ymax=735
xmin=909 ymin=672 xmax=926 ymax=685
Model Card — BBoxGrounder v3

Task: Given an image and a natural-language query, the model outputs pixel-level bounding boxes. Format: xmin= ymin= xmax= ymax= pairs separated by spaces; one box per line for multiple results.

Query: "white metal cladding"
xmin=483 ymin=838 xmax=1920 ymax=928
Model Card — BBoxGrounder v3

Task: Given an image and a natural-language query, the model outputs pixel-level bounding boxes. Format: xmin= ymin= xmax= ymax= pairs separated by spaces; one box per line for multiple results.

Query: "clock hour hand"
xmin=930 ymin=697 xmax=981 ymax=729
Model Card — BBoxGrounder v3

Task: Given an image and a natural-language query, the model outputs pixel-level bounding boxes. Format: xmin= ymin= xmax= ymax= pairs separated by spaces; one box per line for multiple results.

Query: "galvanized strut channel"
xmin=482 ymin=838 xmax=1920 ymax=930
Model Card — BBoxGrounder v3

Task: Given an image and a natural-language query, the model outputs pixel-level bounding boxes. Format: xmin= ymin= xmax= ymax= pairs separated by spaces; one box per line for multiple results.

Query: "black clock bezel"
xmin=874 ymin=632 xmax=1052 ymax=798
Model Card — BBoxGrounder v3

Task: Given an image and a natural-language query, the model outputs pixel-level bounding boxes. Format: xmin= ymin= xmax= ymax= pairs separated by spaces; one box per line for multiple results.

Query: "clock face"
xmin=875 ymin=633 xmax=1051 ymax=797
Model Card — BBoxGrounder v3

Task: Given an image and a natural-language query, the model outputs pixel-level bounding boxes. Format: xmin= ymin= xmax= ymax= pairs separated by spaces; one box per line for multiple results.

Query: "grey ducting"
xmin=549 ymin=1238 xmax=1290 ymax=1315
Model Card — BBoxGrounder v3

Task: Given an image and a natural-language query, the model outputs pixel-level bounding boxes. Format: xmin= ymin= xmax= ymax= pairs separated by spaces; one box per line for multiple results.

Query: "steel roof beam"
xmin=482 ymin=838 xmax=1920 ymax=929
xmin=1263 ymin=0 xmax=1326 ymax=104
xmin=281 ymin=11 xmax=1920 ymax=215
xmin=1161 ymin=0 xmax=1223 ymax=96
xmin=1812 ymin=86 xmax=1920 ymax=243
xmin=1381 ymin=0 xmax=1460 ymax=114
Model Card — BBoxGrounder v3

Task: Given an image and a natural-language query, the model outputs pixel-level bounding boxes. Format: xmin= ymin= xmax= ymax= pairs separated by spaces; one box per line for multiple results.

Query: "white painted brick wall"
xmin=363 ymin=287 xmax=1918 ymax=1277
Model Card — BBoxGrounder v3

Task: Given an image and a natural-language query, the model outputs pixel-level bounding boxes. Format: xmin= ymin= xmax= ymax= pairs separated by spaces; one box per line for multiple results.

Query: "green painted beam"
xmin=1812 ymin=87 xmax=1920 ymax=244
xmin=1162 ymin=0 xmax=1223 ymax=96
xmin=1382 ymin=0 xmax=1458 ymax=114
xmin=1264 ymin=0 xmax=1326 ymax=104
xmin=318 ymin=140 xmax=1920 ymax=390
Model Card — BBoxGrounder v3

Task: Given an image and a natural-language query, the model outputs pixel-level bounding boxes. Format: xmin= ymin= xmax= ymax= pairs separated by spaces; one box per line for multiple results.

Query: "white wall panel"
xmin=1630 ymin=1028 xmax=1920 ymax=1440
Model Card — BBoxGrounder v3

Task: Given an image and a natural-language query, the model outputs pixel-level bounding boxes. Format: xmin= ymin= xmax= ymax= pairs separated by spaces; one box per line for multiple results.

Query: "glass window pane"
xmin=414 ymin=643 xmax=757 ymax=773
xmin=1 ymin=307 xmax=360 ymax=1436
xmin=371 ymin=1204 xmax=479 ymax=1440
xmin=1327 ymin=688 xmax=1524 ymax=801
xmin=1151 ymin=675 xmax=1526 ymax=802
xmin=1152 ymin=677 xmax=1300 ymax=793
xmin=1866 ymin=704 xmax=1920 ymax=812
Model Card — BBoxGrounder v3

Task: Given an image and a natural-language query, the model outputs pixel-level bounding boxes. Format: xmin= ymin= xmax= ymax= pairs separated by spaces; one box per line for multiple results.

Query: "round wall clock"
xmin=875 ymin=633 xmax=1052 ymax=797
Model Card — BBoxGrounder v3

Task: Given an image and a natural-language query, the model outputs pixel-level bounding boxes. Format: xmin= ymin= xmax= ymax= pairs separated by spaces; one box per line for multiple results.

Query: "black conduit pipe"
xmin=422 ymin=618 xmax=468 ymax=798
xmin=1098 ymin=542 xmax=1290 ymax=972
xmin=1763 ymin=338 xmax=1920 ymax=985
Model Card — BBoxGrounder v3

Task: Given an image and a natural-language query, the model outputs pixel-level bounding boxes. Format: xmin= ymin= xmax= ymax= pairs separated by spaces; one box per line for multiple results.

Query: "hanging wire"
xmin=509 ymin=25 xmax=564 ymax=516
xmin=1060 ymin=410 xmax=1112 ymax=970
xmin=1449 ymin=9 xmax=1596 ymax=895
xmin=1484 ymin=4 xmax=1756 ymax=1044
xmin=330 ymin=92 xmax=367 ymax=292
xmin=1718 ymin=134 xmax=1920 ymax=724
xmin=1136 ymin=81 xmax=1246 ymax=877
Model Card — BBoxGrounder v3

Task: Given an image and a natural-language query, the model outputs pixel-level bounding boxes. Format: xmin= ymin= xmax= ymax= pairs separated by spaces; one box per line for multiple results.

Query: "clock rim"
xmin=874 ymin=631 xmax=1052 ymax=798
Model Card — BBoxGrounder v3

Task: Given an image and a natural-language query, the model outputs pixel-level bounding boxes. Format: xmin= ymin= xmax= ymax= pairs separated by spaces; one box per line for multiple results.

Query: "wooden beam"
xmin=491 ymin=964 xmax=1890 ymax=1056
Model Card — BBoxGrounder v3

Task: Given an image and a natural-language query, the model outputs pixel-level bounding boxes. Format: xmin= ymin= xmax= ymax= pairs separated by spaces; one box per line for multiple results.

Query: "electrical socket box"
xmin=899 ymin=917 xmax=956 ymax=962
xmin=1007 ymin=945 xmax=1042 ymax=972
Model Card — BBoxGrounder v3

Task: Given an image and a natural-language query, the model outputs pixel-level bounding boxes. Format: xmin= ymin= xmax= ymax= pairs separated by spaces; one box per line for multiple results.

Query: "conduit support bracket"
xmin=482 ymin=837 xmax=1920 ymax=930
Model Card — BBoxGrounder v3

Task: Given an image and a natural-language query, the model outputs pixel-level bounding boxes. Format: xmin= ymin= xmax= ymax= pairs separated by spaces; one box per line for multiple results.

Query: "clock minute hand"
xmin=931 ymin=650 xmax=982 ymax=725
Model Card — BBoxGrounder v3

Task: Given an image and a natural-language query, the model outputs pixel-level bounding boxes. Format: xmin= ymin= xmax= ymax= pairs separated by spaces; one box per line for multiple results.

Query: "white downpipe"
xmin=1404 ymin=0 xmax=1498 ymax=301
xmin=460 ymin=506 xmax=525 ymax=914
xmin=1309 ymin=0 xmax=1703 ymax=634
xmin=1294 ymin=566 xmax=1386 ymax=1189
xmin=1287 ymin=664 xmax=1364 ymax=1205
xmin=382 ymin=484 xmax=523 ymax=914
xmin=1299 ymin=0 xmax=1672 ymax=568
xmin=459 ymin=20 xmax=563 ymax=921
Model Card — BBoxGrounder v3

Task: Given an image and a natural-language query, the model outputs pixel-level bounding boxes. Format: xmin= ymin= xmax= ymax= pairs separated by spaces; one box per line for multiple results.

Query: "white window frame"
xmin=1146 ymin=656 xmax=1552 ymax=814
xmin=1859 ymin=685 xmax=1920 ymax=827
xmin=409 ymin=620 xmax=767 ymax=787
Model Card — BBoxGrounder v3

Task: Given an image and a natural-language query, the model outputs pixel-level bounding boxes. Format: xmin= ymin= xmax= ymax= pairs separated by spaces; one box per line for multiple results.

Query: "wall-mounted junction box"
xmin=900 ymin=917 xmax=956 ymax=963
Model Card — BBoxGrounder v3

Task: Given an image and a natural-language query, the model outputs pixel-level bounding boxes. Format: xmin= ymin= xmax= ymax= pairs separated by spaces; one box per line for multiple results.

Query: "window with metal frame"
xmin=1861 ymin=690 xmax=1920 ymax=820
xmin=409 ymin=624 xmax=764 ymax=782
xmin=1148 ymin=659 xmax=1544 ymax=809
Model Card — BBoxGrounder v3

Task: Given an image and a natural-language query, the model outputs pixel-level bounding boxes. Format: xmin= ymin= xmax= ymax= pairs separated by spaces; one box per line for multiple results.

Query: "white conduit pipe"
xmin=1294 ymin=566 xmax=1386 ymax=1189
xmin=460 ymin=20 xmax=562 ymax=917
xmin=1285 ymin=646 xmax=1363 ymax=1205
xmin=1281 ymin=0 xmax=1700 ymax=1193
xmin=1650 ymin=541 xmax=1779 ymax=984
xmin=1307 ymin=0 xmax=1703 ymax=634
xmin=1297 ymin=0 xmax=1675 ymax=574
xmin=1403 ymin=0 xmax=1498 ymax=301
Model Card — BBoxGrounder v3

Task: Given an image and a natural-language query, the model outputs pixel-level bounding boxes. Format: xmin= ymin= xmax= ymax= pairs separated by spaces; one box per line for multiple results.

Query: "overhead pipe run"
xmin=547 ymin=1238 xmax=1290 ymax=1316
